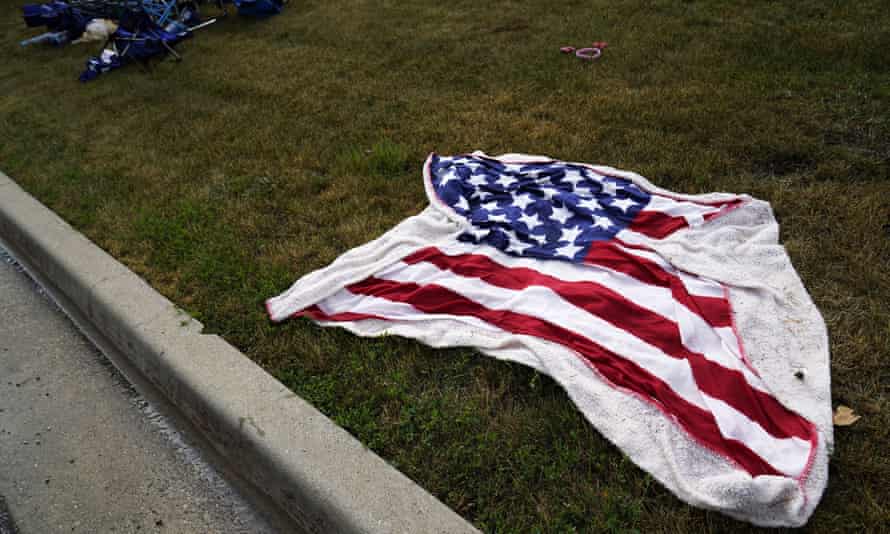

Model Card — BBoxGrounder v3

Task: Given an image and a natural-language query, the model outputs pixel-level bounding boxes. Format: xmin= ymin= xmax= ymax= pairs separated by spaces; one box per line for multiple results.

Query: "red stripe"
xmin=297 ymin=305 xmax=384 ymax=323
xmin=612 ymin=237 xmax=656 ymax=252
xmin=629 ymin=198 xmax=744 ymax=239
xmin=703 ymin=198 xmax=745 ymax=220
xmin=584 ymin=242 xmax=733 ymax=328
xmin=679 ymin=286 xmax=732 ymax=329
xmin=343 ymin=276 xmax=788 ymax=477
xmin=403 ymin=248 xmax=813 ymax=442
xmin=629 ymin=209 xmax=688 ymax=239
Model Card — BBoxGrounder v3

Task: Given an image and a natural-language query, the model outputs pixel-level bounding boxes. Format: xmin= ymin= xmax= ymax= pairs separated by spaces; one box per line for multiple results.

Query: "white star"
xmin=556 ymin=242 xmax=585 ymax=259
xmin=562 ymin=226 xmax=584 ymax=243
xmin=495 ymin=174 xmax=516 ymax=189
xmin=550 ymin=206 xmax=573 ymax=225
xmin=561 ymin=169 xmax=587 ymax=186
xmin=468 ymin=174 xmax=489 ymax=187
xmin=512 ymin=194 xmax=535 ymax=211
xmin=453 ymin=195 xmax=470 ymax=212
xmin=578 ymin=198 xmax=602 ymax=212
xmin=468 ymin=227 xmax=489 ymax=241
xmin=601 ymin=180 xmax=619 ymax=196
xmin=592 ymin=215 xmax=614 ymax=230
xmin=479 ymin=191 xmax=499 ymax=203
xmin=541 ymin=230 xmax=562 ymax=244
xmin=488 ymin=213 xmax=509 ymax=223
xmin=609 ymin=197 xmax=637 ymax=213
xmin=506 ymin=223 xmax=536 ymax=242
xmin=518 ymin=211 xmax=541 ymax=229
xmin=508 ymin=239 xmax=535 ymax=255
xmin=572 ymin=182 xmax=595 ymax=195
xmin=437 ymin=170 xmax=457 ymax=186
xmin=521 ymin=168 xmax=544 ymax=180
xmin=541 ymin=189 xmax=558 ymax=201
xmin=517 ymin=231 xmax=545 ymax=245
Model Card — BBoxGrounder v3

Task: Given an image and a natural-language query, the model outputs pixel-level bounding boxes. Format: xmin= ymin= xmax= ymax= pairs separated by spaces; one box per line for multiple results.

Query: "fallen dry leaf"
xmin=833 ymin=405 xmax=861 ymax=426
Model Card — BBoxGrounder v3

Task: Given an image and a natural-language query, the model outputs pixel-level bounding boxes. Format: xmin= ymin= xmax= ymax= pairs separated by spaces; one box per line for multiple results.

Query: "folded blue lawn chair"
xmin=79 ymin=12 xmax=188 ymax=81
xmin=22 ymin=1 xmax=89 ymax=38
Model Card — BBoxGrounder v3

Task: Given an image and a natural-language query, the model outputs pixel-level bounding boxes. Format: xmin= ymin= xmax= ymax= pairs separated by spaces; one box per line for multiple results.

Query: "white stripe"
xmin=614 ymin=228 xmax=655 ymax=245
xmin=646 ymin=195 xmax=720 ymax=226
xmin=369 ymin=259 xmax=802 ymax=474
xmin=319 ymin=290 xmax=503 ymax=334
xmin=580 ymin=242 xmax=766 ymax=387
xmin=610 ymin=240 xmax=676 ymax=270
xmin=433 ymin=242 xmax=767 ymax=391
xmin=716 ymin=326 xmax=743 ymax=359
xmin=678 ymin=271 xmax=726 ymax=298
xmin=604 ymin=243 xmax=727 ymax=300
xmin=672 ymin=303 xmax=767 ymax=392
xmin=376 ymin=260 xmax=709 ymax=411
xmin=704 ymin=394 xmax=811 ymax=476
xmin=436 ymin=241 xmax=678 ymax=320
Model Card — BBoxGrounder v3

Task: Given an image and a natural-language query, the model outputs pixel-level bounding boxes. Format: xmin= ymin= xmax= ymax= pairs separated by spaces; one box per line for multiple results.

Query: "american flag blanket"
xmin=266 ymin=152 xmax=832 ymax=527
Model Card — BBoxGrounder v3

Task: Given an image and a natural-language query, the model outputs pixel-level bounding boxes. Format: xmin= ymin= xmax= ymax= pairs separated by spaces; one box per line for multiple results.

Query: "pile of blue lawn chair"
xmin=20 ymin=0 xmax=286 ymax=81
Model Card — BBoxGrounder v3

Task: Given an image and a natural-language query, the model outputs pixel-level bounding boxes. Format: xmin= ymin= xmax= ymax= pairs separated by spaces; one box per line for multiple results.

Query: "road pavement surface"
xmin=0 ymin=247 xmax=282 ymax=534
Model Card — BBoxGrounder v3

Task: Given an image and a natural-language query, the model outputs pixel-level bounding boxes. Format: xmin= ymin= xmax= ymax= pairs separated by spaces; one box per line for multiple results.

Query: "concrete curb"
xmin=0 ymin=172 xmax=479 ymax=534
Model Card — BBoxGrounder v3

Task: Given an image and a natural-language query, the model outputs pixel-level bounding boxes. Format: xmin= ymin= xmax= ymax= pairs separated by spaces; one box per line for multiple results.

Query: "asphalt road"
xmin=0 ymin=248 xmax=281 ymax=533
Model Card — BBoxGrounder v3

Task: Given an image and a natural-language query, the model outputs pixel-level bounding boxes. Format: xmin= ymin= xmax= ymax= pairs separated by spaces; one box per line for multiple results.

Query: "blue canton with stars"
xmin=429 ymin=154 xmax=651 ymax=262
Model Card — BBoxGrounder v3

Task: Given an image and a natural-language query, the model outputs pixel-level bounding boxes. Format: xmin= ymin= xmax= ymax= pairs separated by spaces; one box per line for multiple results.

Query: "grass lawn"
xmin=2 ymin=0 xmax=889 ymax=531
